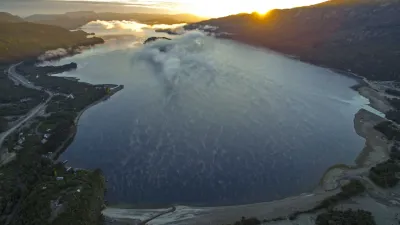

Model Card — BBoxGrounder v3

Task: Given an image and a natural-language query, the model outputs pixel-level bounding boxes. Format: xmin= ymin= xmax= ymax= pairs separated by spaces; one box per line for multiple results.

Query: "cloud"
xmin=134 ymin=31 xmax=216 ymax=79
xmin=82 ymin=20 xmax=186 ymax=36
xmin=38 ymin=48 xmax=69 ymax=61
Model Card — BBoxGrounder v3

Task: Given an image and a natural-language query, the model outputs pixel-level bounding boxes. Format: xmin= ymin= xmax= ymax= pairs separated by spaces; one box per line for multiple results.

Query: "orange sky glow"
xmin=61 ymin=0 xmax=328 ymax=17
xmin=179 ymin=0 xmax=328 ymax=17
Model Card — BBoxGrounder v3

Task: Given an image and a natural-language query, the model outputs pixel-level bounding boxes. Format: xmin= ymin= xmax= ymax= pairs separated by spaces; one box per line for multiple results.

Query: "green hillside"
xmin=0 ymin=22 xmax=103 ymax=63
xmin=0 ymin=12 xmax=23 ymax=23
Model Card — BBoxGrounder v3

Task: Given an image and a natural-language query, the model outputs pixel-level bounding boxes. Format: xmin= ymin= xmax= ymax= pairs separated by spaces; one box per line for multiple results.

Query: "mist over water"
xmin=81 ymin=20 xmax=185 ymax=37
xmin=58 ymin=28 xmax=370 ymax=205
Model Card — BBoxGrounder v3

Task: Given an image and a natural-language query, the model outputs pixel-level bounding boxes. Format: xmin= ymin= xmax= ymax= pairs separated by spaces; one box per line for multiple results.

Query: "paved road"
xmin=8 ymin=63 xmax=42 ymax=90
xmin=0 ymin=63 xmax=54 ymax=150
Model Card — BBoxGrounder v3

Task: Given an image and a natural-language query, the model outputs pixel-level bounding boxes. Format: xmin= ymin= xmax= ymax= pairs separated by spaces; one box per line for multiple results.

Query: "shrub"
xmin=374 ymin=121 xmax=400 ymax=141
xmin=385 ymin=89 xmax=400 ymax=97
xmin=314 ymin=180 xmax=365 ymax=211
xmin=223 ymin=217 xmax=261 ymax=225
xmin=316 ymin=209 xmax=376 ymax=225
xmin=369 ymin=160 xmax=400 ymax=188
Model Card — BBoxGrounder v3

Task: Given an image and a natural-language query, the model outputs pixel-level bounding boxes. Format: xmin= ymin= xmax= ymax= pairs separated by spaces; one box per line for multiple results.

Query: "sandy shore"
xmin=103 ymin=110 xmax=391 ymax=225
xmin=357 ymin=86 xmax=393 ymax=113
xmin=104 ymin=190 xmax=341 ymax=225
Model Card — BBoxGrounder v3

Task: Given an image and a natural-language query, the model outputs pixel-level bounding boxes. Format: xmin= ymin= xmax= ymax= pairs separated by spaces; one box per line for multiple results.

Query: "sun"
xmin=184 ymin=0 xmax=271 ymax=17
xmin=180 ymin=0 xmax=327 ymax=18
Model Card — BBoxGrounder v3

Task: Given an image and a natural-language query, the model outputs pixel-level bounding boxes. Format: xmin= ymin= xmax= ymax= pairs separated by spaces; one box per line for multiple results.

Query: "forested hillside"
xmin=187 ymin=0 xmax=400 ymax=81
xmin=25 ymin=11 xmax=206 ymax=29
xmin=0 ymin=12 xmax=23 ymax=23
xmin=0 ymin=21 xmax=103 ymax=63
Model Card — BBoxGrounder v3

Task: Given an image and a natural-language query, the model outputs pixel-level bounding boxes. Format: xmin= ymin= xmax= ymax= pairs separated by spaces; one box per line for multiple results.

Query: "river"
xmin=53 ymin=30 xmax=375 ymax=206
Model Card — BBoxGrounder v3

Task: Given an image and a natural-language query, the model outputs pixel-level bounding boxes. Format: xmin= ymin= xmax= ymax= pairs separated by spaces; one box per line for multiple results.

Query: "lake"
xmin=57 ymin=31 xmax=371 ymax=206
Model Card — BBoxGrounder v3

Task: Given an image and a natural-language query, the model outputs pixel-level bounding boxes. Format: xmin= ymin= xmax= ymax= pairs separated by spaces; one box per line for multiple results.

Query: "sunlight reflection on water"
xmin=58 ymin=33 xmax=371 ymax=205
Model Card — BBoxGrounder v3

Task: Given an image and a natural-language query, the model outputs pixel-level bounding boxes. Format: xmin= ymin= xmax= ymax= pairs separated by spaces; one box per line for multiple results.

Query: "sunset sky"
xmin=1 ymin=0 xmax=327 ymax=17
xmin=61 ymin=0 xmax=328 ymax=17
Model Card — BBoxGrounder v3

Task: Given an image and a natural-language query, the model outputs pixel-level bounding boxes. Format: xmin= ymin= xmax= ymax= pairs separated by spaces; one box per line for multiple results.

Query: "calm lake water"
xmin=57 ymin=32 xmax=371 ymax=205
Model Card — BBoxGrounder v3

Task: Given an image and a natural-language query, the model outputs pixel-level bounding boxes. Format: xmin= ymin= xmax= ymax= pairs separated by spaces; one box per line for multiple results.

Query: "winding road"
xmin=0 ymin=63 xmax=54 ymax=150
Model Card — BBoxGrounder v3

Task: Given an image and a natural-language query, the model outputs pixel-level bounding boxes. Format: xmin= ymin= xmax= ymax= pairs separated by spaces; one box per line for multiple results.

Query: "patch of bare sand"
xmin=354 ymin=109 xmax=389 ymax=167
xmin=177 ymin=191 xmax=340 ymax=225
xmin=357 ymin=86 xmax=392 ymax=113
xmin=103 ymin=190 xmax=340 ymax=225
xmin=318 ymin=109 xmax=389 ymax=191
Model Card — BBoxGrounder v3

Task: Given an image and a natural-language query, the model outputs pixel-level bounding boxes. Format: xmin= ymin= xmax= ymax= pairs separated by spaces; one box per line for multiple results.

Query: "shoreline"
xmin=103 ymin=83 xmax=392 ymax=225
xmin=100 ymin=49 xmax=394 ymax=224
xmin=28 ymin=34 xmax=393 ymax=224
xmin=53 ymin=84 xmax=124 ymax=161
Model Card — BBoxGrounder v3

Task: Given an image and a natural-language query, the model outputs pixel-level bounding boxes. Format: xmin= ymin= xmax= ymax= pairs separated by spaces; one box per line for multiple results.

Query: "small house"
xmin=20 ymin=98 xmax=31 ymax=103
xmin=13 ymin=145 xmax=23 ymax=151
xmin=17 ymin=137 xmax=25 ymax=145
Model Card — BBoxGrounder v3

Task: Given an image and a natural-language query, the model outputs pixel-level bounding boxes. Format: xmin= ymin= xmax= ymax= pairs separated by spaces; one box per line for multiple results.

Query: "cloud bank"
xmin=133 ymin=31 xmax=218 ymax=87
xmin=38 ymin=48 xmax=70 ymax=61
xmin=82 ymin=20 xmax=186 ymax=36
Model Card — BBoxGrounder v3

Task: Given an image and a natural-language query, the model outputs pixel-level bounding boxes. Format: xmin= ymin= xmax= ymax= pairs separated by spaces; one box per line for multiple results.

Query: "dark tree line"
xmin=369 ymin=160 xmax=400 ymax=188
xmin=374 ymin=121 xmax=400 ymax=141
xmin=316 ymin=209 xmax=376 ymax=225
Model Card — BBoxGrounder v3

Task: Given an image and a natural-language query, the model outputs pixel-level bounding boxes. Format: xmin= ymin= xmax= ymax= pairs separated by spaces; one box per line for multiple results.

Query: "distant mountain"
xmin=0 ymin=12 xmax=24 ymax=23
xmin=0 ymin=21 xmax=103 ymax=63
xmin=25 ymin=12 xmax=207 ymax=29
xmin=187 ymin=0 xmax=400 ymax=81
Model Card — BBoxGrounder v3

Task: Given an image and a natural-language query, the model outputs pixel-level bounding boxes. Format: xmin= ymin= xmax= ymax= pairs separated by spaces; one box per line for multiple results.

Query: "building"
xmin=20 ymin=98 xmax=31 ymax=103
xmin=17 ymin=137 xmax=25 ymax=145
xmin=13 ymin=145 xmax=23 ymax=151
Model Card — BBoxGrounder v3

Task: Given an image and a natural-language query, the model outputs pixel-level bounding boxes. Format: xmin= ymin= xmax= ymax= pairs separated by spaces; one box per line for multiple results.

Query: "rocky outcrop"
xmin=155 ymin=29 xmax=180 ymax=35
xmin=143 ymin=37 xmax=171 ymax=44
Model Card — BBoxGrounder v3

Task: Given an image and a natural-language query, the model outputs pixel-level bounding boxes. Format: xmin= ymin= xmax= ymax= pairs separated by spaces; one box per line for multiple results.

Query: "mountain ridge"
xmin=0 ymin=12 xmax=24 ymax=23
xmin=186 ymin=0 xmax=400 ymax=81
xmin=25 ymin=11 xmax=207 ymax=29
xmin=0 ymin=21 xmax=103 ymax=63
